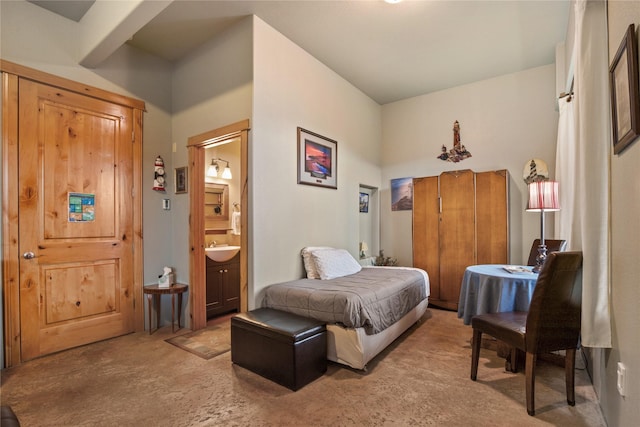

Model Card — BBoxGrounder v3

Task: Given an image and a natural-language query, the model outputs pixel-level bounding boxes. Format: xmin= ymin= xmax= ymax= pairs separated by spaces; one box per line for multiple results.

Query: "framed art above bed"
xmin=297 ymin=127 xmax=338 ymax=189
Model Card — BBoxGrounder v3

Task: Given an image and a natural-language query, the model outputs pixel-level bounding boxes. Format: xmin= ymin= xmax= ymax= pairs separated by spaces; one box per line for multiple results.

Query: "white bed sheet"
xmin=326 ymin=297 xmax=429 ymax=370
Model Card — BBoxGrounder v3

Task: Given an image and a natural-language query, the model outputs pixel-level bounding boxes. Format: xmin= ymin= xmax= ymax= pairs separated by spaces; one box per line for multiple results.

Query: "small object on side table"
xmin=374 ymin=249 xmax=397 ymax=266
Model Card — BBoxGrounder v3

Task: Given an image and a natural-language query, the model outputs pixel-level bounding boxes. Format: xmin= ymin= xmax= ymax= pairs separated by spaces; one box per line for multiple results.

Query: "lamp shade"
xmin=206 ymin=159 xmax=218 ymax=177
xmin=526 ymin=181 xmax=560 ymax=212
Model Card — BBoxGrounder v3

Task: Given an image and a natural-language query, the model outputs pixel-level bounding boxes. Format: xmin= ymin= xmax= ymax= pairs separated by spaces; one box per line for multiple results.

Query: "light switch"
xmin=162 ymin=199 xmax=171 ymax=210
xmin=617 ymin=362 xmax=626 ymax=396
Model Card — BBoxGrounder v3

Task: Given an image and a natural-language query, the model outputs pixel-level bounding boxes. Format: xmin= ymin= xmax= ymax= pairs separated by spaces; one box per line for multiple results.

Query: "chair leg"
xmin=471 ymin=329 xmax=482 ymax=381
xmin=508 ymin=347 xmax=518 ymax=373
xmin=566 ymin=348 xmax=576 ymax=406
xmin=525 ymin=352 xmax=537 ymax=416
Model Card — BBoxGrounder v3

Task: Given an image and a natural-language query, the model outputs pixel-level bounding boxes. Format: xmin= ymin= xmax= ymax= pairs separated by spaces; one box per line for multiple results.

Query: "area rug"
xmin=165 ymin=322 xmax=231 ymax=360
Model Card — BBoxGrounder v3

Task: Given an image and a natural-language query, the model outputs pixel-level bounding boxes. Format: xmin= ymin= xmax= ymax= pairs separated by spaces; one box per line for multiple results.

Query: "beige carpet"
xmin=0 ymin=308 xmax=606 ymax=426
xmin=166 ymin=323 xmax=231 ymax=360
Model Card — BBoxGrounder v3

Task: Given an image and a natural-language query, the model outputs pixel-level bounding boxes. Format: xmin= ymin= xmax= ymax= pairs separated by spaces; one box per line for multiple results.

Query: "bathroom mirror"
xmin=205 ymin=183 xmax=229 ymax=221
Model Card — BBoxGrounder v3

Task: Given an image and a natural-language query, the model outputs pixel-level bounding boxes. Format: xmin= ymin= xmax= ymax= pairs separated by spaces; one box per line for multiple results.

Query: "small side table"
xmin=143 ymin=283 xmax=188 ymax=334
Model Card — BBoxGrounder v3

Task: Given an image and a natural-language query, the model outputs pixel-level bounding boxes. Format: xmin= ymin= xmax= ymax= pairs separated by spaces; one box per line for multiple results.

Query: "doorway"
xmin=187 ymin=120 xmax=249 ymax=331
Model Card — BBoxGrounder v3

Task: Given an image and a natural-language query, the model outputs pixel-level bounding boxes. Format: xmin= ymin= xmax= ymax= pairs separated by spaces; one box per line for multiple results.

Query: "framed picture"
xmin=297 ymin=127 xmax=337 ymax=189
xmin=174 ymin=166 xmax=187 ymax=194
xmin=609 ymin=23 xmax=640 ymax=155
xmin=359 ymin=192 xmax=369 ymax=213
xmin=391 ymin=177 xmax=413 ymax=211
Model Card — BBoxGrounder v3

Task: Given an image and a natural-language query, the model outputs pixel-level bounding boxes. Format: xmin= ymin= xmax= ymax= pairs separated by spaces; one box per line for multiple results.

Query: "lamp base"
xmin=532 ymin=244 xmax=548 ymax=273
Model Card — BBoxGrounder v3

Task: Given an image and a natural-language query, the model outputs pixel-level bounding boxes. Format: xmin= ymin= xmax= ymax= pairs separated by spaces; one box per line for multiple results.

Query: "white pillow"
xmin=301 ymin=246 xmax=334 ymax=279
xmin=311 ymin=248 xmax=362 ymax=280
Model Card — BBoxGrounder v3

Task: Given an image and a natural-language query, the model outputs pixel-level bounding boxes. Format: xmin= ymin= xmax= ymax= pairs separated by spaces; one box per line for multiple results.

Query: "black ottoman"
xmin=1 ymin=406 xmax=20 ymax=427
xmin=231 ymin=308 xmax=327 ymax=391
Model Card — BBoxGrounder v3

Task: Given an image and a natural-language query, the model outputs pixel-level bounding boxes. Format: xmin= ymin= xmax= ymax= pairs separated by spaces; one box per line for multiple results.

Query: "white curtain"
xmin=555 ymin=0 xmax=611 ymax=348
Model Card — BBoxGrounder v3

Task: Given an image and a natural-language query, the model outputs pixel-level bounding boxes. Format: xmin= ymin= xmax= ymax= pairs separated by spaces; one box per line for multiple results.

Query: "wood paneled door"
xmin=2 ymin=61 xmax=145 ymax=365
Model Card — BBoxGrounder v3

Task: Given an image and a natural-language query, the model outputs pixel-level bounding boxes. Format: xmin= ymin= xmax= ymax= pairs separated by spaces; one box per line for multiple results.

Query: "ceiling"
xmin=28 ymin=0 xmax=570 ymax=105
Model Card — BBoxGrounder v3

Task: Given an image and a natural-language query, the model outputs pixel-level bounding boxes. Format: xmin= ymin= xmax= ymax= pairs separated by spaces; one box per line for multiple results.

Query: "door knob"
xmin=23 ymin=251 xmax=36 ymax=259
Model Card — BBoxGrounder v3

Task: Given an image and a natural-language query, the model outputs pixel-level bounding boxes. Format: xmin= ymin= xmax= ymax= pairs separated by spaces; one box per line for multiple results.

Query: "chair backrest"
xmin=527 ymin=239 xmax=568 ymax=266
xmin=525 ymin=251 xmax=583 ymax=353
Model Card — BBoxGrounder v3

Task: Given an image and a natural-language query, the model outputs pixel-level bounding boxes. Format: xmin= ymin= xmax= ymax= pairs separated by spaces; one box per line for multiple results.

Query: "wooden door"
xmin=438 ymin=170 xmax=475 ymax=310
xmin=412 ymin=177 xmax=440 ymax=301
xmin=18 ymin=79 xmax=136 ymax=360
xmin=475 ymin=170 xmax=509 ymax=265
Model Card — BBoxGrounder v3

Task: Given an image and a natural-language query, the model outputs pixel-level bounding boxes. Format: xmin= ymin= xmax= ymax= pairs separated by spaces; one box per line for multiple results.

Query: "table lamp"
xmin=526 ymin=180 xmax=560 ymax=273
xmin=359 ymin=242 xmax=368 ymax=259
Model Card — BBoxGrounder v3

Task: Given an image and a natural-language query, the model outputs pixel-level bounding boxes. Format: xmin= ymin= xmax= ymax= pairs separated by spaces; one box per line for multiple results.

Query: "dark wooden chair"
xmin=470 ymin=251 xmax=583 ymax=416
xmin=527 ymin=239 xmax=567 ymax=266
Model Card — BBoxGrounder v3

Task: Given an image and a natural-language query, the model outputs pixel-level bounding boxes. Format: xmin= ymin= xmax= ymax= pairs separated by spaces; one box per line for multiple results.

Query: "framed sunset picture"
xmin=297 ymin=127 xmax=337 ymax=189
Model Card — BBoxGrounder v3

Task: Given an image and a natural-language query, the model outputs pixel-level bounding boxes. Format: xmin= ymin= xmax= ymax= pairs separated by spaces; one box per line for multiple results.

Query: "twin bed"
xmin=263 ymin=247 xmax=430 ymax=370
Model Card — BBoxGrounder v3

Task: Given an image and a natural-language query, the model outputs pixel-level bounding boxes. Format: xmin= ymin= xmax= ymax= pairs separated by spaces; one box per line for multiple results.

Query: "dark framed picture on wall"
xmin=297 ymin=127 xmax=338 ymax=189
xmin=609 ymin=23 xmax=640 ymax=155
xmin=359 ymin=192 xmax=369 ymax=213
xmin=175 ymin=166 xmax=187 ymax=194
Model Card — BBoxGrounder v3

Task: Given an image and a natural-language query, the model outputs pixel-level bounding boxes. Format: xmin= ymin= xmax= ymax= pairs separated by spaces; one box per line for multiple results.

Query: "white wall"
xmin=0 ymin=0 xmax=174 ymax=331
xmin=381 ymin=65 xmax=559 ymax=266
xmin=170 ymin=16 xmax=253 ymax=290
xmin=251 ymin=17 xmax=382 ymax=306
xmin=602 ymin=3 xmax=640 ymax=425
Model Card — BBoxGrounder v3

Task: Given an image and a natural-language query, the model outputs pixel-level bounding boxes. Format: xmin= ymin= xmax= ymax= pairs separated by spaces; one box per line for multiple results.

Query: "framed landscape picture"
xmin=359 ymin=192 xmax=369 ymax=213
xmin=297 ymin=127 xmax=337 ymax=189
xmin=609 ymin=24 xmax=640 ymax=155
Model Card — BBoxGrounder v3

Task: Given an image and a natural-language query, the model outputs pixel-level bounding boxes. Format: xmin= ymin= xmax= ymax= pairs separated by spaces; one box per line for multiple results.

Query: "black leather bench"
xmin=231 ymin=308 xmax=327 ymax=391
xmin=1 ymin=406 xmax=20 ymax=427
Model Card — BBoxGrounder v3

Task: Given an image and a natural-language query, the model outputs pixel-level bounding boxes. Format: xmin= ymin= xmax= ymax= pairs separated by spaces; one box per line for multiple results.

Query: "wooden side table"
xmin=143 ymin=283 xmax=188 ymax=334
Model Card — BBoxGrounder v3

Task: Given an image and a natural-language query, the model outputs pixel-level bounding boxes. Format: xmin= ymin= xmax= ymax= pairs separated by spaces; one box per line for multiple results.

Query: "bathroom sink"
xmin=205 ymin=246 xmax=241 ymax=262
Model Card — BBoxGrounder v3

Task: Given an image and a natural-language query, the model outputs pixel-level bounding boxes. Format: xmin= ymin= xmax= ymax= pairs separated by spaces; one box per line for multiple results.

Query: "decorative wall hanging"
xmin=609 ymin=23 xmax=640 ymax=155
xmin=68 ymin=193 xmax=95 ymax=222
xmin=297 ymin=127 xmax=337 ymax=189
xmin=175 ymin=166 xmax=187 ymax=194
xmin=153 ymin=155 xmax=166 ymax=191
xmin=437 ymin=120 xmax=472 ymax=162
xmin=359 ymin=192 xmax=369 ymax=213
xmin=391 ymin=177 xmax=413 ymax=211
xmin=522 ymin=158 xmax=549 ymax=184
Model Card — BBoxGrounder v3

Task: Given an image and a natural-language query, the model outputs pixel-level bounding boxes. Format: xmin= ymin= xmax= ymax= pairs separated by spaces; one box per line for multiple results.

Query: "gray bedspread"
xmin=263 ymin=267 xmax=428 ymax=335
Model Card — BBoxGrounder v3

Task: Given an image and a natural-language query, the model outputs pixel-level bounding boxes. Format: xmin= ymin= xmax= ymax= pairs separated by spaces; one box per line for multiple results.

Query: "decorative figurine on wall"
xmin=153 ymin=155 xmax=166 ymax=191
xmin=522 ymin=158 xmax=549 ymax=184
xmin=437 ymin=120 xmax=472 ymax=162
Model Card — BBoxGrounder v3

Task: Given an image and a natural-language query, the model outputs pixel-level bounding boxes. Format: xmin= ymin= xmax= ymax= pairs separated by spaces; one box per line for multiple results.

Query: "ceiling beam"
xmin=78 ymin=0 xmax=173 ymax=68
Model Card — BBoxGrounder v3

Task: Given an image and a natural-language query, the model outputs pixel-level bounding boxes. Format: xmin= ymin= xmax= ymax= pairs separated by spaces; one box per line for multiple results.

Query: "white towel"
xmin=231 ymin=211 xmax=241 ymax=235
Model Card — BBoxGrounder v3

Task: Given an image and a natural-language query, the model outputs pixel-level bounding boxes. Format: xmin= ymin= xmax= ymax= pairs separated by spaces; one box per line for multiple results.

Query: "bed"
xmin=262 ymin=247 xmax=430 ymax=370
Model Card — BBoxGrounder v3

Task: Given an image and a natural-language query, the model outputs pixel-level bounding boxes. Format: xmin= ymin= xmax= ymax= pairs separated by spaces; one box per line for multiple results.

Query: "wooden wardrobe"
xmin=412 ymin=169 xmax=509 ymax=310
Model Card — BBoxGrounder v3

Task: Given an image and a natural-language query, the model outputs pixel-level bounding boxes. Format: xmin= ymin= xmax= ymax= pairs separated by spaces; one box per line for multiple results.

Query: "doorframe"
xmin=187 ymin=120 xmax=249 ymax=331
xmin=1 ymin=60 xmax=145 ymax=367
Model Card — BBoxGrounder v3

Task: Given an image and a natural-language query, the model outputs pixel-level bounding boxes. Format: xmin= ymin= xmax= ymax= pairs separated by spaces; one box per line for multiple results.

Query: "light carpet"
xmin=0 ymin=308 xmax=606 ymax=426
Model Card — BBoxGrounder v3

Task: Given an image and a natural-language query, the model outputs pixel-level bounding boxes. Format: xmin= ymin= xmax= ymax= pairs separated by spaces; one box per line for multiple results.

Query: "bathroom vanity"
xmin=205 ymin=252 xmax=240 ymax=318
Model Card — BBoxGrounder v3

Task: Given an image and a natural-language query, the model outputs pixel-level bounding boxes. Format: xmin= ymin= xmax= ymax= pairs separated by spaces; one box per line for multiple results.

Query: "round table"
xmin=457 ymin=265 xmax=538 ymax=325
xmin=143 ymin=283 xmax=188 ymax=334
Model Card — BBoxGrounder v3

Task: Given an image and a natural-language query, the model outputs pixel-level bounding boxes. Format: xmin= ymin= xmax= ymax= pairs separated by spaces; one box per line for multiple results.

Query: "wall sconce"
xmin=526 ymin=180 xmax=560 ymax=272
xmin=206 ymin=158 xmax=232 ymax=179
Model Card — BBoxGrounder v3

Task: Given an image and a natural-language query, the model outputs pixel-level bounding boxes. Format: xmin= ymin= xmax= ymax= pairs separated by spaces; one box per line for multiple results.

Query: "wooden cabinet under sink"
xmin=206 ymin=253 xmax=240 ymax=318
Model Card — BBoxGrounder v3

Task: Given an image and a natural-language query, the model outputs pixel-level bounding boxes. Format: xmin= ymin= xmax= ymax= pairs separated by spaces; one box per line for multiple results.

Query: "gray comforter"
xmin=263 ymin=267 xmax=428 ymax=335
